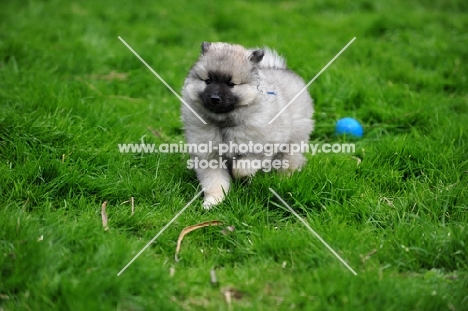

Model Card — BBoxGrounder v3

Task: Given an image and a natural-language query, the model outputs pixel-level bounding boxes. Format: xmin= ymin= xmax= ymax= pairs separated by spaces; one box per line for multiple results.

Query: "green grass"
xmin=1 ymin=0 xmax=467 ymax=310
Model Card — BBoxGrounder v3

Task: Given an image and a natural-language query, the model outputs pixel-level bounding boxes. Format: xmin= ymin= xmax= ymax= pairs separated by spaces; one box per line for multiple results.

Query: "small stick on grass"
xmin=120 ymin=198 xmax=135 ymax=215
xmin=169 ymin=267 xmax=175 ymax=277
xmin=351 ymin=156 xmax=362 ymax=165
xmin=210 ymin=269 xmax=219 ymax=287
xmin=360 ymin=248 xmax=377 ymax=264
xmin=174 ymin=220 xmax=224 ymax=262
xmin=147 ymin=126 xmax=162 ymax=138
xmin=222 ymin=287 xmax=244 ymax=307
xmin=101 ymin=200 xmax=109 ymax=231
xmin=223 ymin=288 xmax=232 ymax=306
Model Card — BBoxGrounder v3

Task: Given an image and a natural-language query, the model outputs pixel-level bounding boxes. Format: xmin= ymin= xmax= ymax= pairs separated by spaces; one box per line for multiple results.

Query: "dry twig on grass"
xmin=120 ymin=197 xmax=135 ymax=215
xmin=174 ymin=220 xmax=224 ymax=262
xmin=222 ymin=287 xmax=244 ymax=306
xmin=360 ymin=248 xmax=377 ymax=264
xmin=101 ymin=200 xmax=109 ymax=231
xmin=210 ymin=269 xmax=218 ymax=287
xmin=147 ymin=126 xmax=162 ymax=138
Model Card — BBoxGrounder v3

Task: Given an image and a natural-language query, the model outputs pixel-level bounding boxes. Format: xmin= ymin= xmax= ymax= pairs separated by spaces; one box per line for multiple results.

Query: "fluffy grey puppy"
xmin=181 ymin=42 xmax=314 ymax=209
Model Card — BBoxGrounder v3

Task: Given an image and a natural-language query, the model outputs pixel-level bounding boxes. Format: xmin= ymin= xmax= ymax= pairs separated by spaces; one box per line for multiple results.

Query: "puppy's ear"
xmin=201 ymin=42 xmax=211 ymax=55
xmin=249 ymin=49 xmax=264 ymax=63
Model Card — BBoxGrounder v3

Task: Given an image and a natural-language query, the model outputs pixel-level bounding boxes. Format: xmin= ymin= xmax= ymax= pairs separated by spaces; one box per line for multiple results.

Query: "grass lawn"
xmin=1 ymin=0 xmax=467 ymax=310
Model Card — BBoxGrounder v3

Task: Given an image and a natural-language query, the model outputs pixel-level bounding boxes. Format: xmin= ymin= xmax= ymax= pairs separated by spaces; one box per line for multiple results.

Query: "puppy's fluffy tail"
xmin=257 ymin=47 xmax=287 ymax=69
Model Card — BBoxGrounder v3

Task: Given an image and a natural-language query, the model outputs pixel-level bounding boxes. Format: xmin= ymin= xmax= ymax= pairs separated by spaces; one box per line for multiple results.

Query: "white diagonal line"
xmin=117 ymin=188 xmax=205 ymax=276
xmin=268 ymin=37 xmax=356 ymax=124
xmin=269 ymin=188 xmax=357 ymax=275
xmin=118 ymin=36 xmax=207 ymax=125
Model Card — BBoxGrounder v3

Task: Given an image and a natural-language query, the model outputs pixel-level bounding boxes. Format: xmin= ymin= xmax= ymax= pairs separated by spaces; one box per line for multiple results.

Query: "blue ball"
xmin=335 ymin=117 xmax=363 ymax=138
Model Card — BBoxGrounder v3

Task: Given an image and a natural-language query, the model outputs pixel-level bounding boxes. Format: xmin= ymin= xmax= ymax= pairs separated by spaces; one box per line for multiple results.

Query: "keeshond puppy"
xmin=181 ymin=42 xmax=314 ymax=209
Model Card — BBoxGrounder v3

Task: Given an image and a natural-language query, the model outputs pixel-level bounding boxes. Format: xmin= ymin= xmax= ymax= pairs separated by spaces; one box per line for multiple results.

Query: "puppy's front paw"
xmin=202 ymin=195 xmax=223 ymax=210
xmin=232 ymin=166 xmax=259 ymax=179
xmin=197 ymin=168 xmax=231 ymax=210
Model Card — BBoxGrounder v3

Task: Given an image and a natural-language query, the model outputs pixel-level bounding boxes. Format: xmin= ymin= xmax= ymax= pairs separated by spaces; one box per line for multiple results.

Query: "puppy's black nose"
xmin=210 ymin=95 xmax=220 ymax=104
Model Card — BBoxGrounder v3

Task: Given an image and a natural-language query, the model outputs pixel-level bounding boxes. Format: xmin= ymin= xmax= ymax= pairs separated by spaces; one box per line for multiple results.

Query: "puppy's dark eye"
xmin=227 ymin=81 xmax=235 ymax=88
xmin=205 ymin=79 xmax=212 ymax=85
